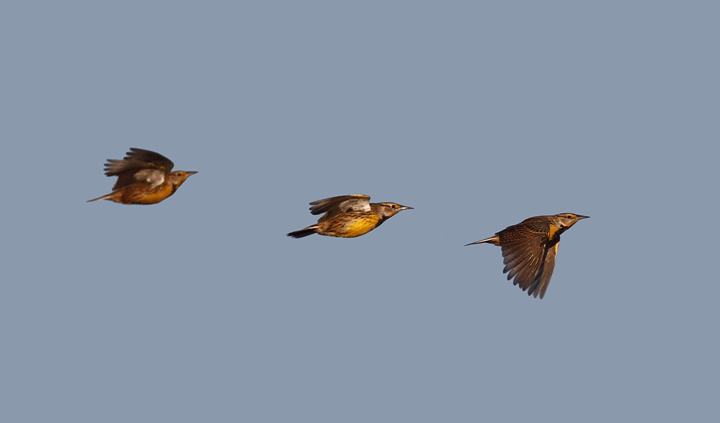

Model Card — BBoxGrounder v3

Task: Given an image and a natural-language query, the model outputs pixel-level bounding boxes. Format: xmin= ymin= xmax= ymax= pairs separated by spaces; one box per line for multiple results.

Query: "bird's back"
xmin=498 ymin=216 xmax=551 ymax=244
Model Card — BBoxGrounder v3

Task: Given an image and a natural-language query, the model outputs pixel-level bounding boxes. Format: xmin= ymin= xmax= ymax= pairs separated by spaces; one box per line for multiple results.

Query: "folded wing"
xmin=309 ymin=195 xmax=372 ymax=222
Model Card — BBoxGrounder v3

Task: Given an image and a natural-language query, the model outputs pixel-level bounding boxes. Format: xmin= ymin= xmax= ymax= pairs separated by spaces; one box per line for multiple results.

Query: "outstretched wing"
xmin=525 ymin=242 xmax=558 ymax=299
xmin=104 ymin=148 xmax=174 ymax=190
xmin=498 ymin=219 xmax=550 ymax=296
xmin=104 ymin=148 xmax=175 ymax=175
xmin=309 ymin=195 xmax=371 ymax=222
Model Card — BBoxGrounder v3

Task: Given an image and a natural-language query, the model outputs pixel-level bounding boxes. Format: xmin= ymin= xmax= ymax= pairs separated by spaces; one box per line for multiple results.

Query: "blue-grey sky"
xmin=2 ymin=2 xmax=718 ymax=422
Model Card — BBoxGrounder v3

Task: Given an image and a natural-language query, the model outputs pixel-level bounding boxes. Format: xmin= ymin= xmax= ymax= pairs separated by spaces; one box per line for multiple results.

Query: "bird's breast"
xmin=129 ymin=183 xmax=175 ymax=204
xmin=547 ymin=224 xmax=561 ymax=240
xmin=341 ymin=215 xmax=381 ymax=237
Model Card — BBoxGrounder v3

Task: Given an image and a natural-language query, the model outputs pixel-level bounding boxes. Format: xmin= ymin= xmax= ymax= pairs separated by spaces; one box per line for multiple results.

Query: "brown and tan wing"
xmin=525 ymin=242 xmax=558 ymax=299
xmin=104 ymin=148 xmax=175 ymax=175
xmin=498 ymin=219 xmax=550 ymax=296
xmin=309 ymin=195 xmax=371 ymax=222
xmin=104 ymin=148 xmax=175 ymax=190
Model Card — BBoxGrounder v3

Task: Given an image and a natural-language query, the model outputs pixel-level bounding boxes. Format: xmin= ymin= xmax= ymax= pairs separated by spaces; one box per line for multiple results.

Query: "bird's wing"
xmin=104 ymin=148 xmax=175 ymax=176
xmin=526 ymin=242 xmax=558 ymax=299
xmin=309 ymin=195 xmax=371 ymax=221
xmin=498 ymin=221 xmax=549 ymax=294
xmin=104 ymin=148 xmax=174 ymax=190
xmin=110 ymin=168 xmax=166 ymax=190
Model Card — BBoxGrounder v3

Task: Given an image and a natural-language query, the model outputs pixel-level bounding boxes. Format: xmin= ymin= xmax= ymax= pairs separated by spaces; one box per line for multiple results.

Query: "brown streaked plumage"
xmin=287 ymin=194 xmax=412 ymax=238
xmin=465 ymin=213 xmax=588 ymax=299
xmin=87 ymin=148 xmax=197 ymax=205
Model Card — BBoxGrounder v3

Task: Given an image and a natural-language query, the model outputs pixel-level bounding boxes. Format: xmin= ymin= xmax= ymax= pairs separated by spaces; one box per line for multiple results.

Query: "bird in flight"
xmin=287 ymin=194 xmax=412 ymax=238
xmin=466 ymin=213 xmax=588 ymax=299
xmin=88 ymin=148 xmax=197 ymax=205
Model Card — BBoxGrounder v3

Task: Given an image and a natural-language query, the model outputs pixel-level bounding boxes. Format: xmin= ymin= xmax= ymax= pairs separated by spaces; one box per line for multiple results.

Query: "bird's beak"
xmin=400 ymin=205 xmax=413 ymax=210
xmin=576 ymin=214 xmax=589 ymax=220
xmin=187 ymin=171 xmax=198 ymax=175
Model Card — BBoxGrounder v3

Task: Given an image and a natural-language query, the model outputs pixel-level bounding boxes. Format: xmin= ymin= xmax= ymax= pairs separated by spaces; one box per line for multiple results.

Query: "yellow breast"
xmin=547 ymin=222 xmax=566 ymax=241
xmin=341 ymin=215 xmax=381 ymax=237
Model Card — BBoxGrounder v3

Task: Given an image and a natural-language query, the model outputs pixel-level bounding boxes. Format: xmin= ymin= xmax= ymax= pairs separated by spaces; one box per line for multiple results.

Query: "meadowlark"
xmin=287 ymin=194 xmax=412 ymax=238
xmin=465 ymin=213 xmax=588 ymax=299
xmin=87 ymin=148 xmax=197 ymax=205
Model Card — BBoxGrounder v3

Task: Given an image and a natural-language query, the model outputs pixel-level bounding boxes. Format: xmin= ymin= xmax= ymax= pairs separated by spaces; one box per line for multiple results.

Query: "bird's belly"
xmin=339 ymin=216 xmax=380 ymax=237
xmin=124 ymin=184 xmax=174 ymax=204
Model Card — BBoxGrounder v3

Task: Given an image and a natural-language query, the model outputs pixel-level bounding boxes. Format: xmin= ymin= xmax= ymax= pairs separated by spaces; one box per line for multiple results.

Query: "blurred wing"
xmin=309 ymin=195 xmax=371 ymax=221
xmin=111 ymin=168 xmax=166 ymax=190
xmin=104 ymin=148 xmax=174 ymax=176
xmin=104 ymin=148 xmax=174 ymax=190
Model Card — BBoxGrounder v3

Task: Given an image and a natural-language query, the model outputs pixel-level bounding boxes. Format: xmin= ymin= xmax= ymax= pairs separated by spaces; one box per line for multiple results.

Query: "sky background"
xmin=1 ymin=1 xmax=719 ymax=422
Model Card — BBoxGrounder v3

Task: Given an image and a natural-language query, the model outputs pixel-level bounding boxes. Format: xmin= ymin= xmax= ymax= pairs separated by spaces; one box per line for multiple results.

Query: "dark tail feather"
xmin=287 ymin=226 xmax=318 ymax=238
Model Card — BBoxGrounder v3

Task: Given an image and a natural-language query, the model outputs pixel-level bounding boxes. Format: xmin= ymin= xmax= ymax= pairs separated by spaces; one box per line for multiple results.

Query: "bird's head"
xmin=555 ymin=213 xmax=589 ymax=229
xmin=167 ymin=170 xmax=198 ymax=187
xmin=376 ymin=202 xmax=413 ymax=219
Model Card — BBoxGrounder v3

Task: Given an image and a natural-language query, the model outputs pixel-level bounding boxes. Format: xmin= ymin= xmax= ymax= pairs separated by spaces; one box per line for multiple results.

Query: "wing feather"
xmin=104 ymin=148 xmax=174 ymax=190
xmin=309 ymin=195 xmax=371 ymax=221
xmin=498 ymin=219 xmax=549 ymax=295
xmin=104 ymin=148 xmax=174 ymax=175
xmin=526 ymin=242 xmax=558 ymax=299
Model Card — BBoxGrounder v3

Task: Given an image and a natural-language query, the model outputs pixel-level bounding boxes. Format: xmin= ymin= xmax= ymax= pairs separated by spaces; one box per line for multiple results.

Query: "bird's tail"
xmin=86 ymin=193 xmax=114 ymax=203
xmin=464 ymin=235 xmax=499 ymax=246
xmin=287 ymin=225 xmax=319 ymax=238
